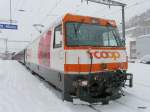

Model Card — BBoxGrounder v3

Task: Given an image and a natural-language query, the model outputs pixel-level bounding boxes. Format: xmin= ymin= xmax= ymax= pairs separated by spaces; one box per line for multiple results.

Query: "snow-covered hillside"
xmin=0 ymin=60 xmax=150 ymax=112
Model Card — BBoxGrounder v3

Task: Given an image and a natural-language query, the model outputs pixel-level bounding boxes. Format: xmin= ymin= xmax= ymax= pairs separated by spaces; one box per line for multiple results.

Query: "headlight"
xmin=127 ymin=75 xmax=131 ymax=80
xmin=79 ymin=80 xmax=88 ymax=87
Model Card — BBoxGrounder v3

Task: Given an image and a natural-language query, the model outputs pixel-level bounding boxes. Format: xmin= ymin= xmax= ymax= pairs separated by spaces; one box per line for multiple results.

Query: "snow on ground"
xmin=0 ymin=60 xmax=150 ymax=112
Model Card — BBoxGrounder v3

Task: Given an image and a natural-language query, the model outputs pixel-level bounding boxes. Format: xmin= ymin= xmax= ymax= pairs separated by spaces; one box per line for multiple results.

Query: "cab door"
xmin=51 ymin=25 xmax=64 ymax=88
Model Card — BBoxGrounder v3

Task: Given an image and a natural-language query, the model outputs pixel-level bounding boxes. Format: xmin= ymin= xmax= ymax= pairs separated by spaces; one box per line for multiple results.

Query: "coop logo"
xmin=89 ymin=51 xmax=121 ymax=60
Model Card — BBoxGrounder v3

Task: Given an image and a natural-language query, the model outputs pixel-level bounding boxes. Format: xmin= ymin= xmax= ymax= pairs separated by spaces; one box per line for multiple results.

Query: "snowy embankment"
xmin=0 ymin=60 xmax=150 ymax=112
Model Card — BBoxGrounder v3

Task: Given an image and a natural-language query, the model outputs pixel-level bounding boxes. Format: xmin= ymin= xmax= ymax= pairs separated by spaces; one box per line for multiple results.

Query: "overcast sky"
xmin=0 ymin=0 xmax=150 ymax=52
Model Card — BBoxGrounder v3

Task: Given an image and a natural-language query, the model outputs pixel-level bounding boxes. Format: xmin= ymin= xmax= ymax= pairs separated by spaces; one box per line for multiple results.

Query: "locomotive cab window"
xmin=54 ymin=25 xmax=62 ymax=48
xmin=66 ymin=22 xmax=123 ymax=47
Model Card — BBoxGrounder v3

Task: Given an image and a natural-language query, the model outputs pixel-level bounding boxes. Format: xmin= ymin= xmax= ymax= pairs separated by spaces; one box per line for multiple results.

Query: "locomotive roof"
xmin=51 ymin=13 xmax=117 ymax=27
xmin=23 ymin=13 xmax=117 ymax=51
xmin=62 ymin=13 xmax=116 ymax=27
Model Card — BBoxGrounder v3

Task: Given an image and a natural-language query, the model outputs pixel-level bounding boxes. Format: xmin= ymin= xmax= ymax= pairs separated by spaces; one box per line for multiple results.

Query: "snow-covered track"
xmin=0 ymin=60 xmax=150 ymax=112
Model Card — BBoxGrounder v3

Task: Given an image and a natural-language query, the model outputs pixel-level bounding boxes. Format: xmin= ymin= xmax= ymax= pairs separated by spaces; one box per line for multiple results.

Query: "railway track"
xmin=32 ymin=70 xmax=149 ymax=112
xmin=114 ymin=100 xmax=148 ymax=111
xmin=29 ymin=64 xmax=149 ymax=112
xmin=126 ymin=92 xmax=150 ymax=103
xmin=88 ymin=105 xmax=102 ymax=112
xmin=73 ymin=103 xmax=102 ymax=112
xmin=114 ymin=100 xmax=140 ymax=111
xmin=135 ymin=82 xmax=150 ymax=88
xmin=88 ymin=90 xmax=150 ymax=112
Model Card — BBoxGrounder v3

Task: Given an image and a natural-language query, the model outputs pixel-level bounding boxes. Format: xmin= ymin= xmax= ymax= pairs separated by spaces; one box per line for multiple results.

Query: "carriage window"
xmin=54 ymin=25 xmax=62 ymax=48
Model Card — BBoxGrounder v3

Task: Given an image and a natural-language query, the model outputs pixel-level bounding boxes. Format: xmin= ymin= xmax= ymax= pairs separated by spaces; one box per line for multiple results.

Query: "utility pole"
xmin=0 ymin=38 xmax=8 ymax=55
xmin=0 ymin=38 xmax=30 ymax=52
xmin=122 ymin=5 xmax=125 ymax=41
xmin=33 ymin=24 xmax=45 ymax=34
xmin=4 ymin=38 xmax=8 ymax=55
xmin=9 ymin=0 xmax=12 ymax=23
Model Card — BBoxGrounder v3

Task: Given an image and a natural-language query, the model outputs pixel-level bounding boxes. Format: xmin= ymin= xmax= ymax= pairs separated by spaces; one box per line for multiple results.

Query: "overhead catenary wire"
xmin=39 ymin=0 xmax=63 ymax=25
xmin=125 ymin=0 xmax=147 ymax=9
xmin=74 ymin=1 xmax=85 ymax=14
xmin=103 ymin=0 xmax=148 ymax=16
xmin=91 ymin=0 xmax=148 ymax=18
xmin=35 ymin=0 xmax=47 ymax=18
xmin=14 ymin=0 xmax=24 ymax=12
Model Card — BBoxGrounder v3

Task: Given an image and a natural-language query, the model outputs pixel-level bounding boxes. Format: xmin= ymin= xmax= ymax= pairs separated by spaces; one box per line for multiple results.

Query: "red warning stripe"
xmin=64 ymin=62 xmax=128 ymax=73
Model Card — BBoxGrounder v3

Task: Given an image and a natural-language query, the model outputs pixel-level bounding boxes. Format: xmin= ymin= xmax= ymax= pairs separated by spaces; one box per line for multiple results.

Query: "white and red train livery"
xmin=14 ymin=14 xmax=133 ymax=104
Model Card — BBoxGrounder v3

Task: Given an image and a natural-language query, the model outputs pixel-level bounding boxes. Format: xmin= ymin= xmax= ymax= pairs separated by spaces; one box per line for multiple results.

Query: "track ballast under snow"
xmin=0 ymin=60 xmax=150 ymax=112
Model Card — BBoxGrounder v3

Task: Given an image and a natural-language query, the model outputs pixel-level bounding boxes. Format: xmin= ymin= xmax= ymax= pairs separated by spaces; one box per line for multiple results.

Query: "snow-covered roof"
xmin=125 ymin=27 xmax=137 ymax=32
xmin=137 ymin=34 xmax=150 ymax=39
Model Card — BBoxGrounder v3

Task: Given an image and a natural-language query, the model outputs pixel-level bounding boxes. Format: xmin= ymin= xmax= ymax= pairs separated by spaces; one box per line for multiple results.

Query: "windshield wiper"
xmin=112 ymin=30 xmax=123 ymax=47
xmin=72 ymin=21 xmax=85 ymax=46
xmin=73 ymin=24 xmax=78 ymax=38
xmin=73 ymin=22 xmax=83 ymax=36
